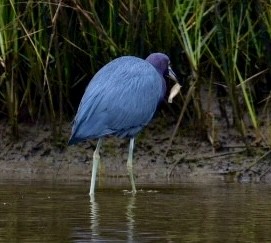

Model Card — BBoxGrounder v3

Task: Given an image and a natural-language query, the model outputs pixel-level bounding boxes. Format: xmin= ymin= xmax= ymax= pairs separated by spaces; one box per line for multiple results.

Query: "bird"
xmin=68 ymin=52 xmax=181 ymax=196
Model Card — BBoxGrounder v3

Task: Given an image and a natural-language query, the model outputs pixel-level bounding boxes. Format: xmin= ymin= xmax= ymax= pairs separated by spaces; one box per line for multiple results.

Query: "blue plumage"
xmin=69 ymin=55 xmax=166 ymax=145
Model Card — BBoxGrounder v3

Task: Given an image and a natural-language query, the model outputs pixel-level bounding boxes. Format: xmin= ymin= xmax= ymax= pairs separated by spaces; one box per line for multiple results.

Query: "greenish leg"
xmin=127 ymin=138 xmax=136 ymax=194
xmin=89 ymin=139 xmax=102 ymax=196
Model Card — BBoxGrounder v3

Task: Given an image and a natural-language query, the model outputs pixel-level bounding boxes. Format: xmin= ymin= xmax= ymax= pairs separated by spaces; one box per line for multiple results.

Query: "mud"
xmin=0 ymin=115 xmax=270 ymax=185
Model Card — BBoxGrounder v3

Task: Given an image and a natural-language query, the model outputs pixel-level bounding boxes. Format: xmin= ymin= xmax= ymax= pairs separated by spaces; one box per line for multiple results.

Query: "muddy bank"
xmin=1 ymin=115 xmax=271 ymax=185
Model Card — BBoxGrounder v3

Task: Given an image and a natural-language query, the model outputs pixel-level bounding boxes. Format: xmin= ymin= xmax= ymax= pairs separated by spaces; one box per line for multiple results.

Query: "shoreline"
xmin=1 ymin=118 xmax=270 ymax=185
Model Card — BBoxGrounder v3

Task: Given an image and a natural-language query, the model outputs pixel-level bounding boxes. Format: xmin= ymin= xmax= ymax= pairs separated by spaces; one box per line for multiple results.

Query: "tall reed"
xmin=0 ymin=0 xmax=270 ymax=145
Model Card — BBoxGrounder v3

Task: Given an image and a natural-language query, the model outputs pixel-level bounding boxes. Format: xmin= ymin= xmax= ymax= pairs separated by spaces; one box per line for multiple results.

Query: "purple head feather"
xmin=145 ymin=53 xmax=170 ymax=77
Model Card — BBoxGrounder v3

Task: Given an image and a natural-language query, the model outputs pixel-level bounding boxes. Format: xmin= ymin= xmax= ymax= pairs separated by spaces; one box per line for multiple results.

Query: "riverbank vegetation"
xmin=0 ymin=0 xmax=270 ymax=149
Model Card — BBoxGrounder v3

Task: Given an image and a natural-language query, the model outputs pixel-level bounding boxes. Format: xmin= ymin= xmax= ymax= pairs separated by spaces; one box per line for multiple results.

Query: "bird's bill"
xmin=168 ymin=66 xmax=179 ymax=83
xmin=167 ymin=66 xmax=182 ymax=103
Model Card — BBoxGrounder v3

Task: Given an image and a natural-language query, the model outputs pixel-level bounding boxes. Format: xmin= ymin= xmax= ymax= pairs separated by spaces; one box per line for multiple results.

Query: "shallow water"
xmin=0 ymin=180 xmax=271 ymax=242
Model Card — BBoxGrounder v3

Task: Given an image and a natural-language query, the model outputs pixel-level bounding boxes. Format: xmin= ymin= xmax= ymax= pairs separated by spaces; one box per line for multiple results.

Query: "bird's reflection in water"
xmin=89 ymin=196 xmax=100 ymax=241
xmin=126 ymin=196 xmax=136 ymax=242
xmin=89 ymin=193 xmax=136 ymax=242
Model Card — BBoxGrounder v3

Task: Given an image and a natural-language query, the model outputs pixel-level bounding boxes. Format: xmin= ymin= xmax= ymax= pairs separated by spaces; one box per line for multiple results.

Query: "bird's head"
xmin=146 ymin=53 xmax=179 ymax=83
xmin=146 ymin=53 xmax=181 ymax=103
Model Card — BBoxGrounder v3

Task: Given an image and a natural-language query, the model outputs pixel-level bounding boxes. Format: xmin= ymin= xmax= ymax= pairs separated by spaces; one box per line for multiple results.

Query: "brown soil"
xmin=1 ymin=113 xmax=271 ymax=185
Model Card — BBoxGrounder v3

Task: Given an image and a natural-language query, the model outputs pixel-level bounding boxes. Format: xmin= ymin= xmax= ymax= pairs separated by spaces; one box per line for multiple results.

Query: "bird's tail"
xmin=67 ymin=135 xmax=79 ymax=145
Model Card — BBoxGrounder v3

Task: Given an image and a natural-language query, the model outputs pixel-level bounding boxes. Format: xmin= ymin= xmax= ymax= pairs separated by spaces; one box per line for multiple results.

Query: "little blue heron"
xmin=68 ymin=53 xmax=181 ymax=196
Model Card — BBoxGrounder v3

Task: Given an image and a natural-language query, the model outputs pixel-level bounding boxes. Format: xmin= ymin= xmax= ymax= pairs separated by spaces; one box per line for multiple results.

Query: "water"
xmin=0 ymin=180 xmax=271 ymax=242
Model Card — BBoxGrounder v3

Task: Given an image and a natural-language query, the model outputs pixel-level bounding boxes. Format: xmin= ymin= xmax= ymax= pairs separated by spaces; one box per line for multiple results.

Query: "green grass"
xmin=0 ymin=0 xmax=270 ymax=146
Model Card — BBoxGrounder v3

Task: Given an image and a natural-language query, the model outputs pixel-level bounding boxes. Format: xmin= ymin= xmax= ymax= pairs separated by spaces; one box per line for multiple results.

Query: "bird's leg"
xmin=127 ymin=138 xmax=136 ymax=194
xmin=89 ymin=139 xmax=102 ymax=196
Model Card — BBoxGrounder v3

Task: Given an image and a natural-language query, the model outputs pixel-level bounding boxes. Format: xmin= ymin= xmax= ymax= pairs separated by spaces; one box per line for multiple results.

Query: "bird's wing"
xmin=70 ymin=57 xmax=164 ymax=142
